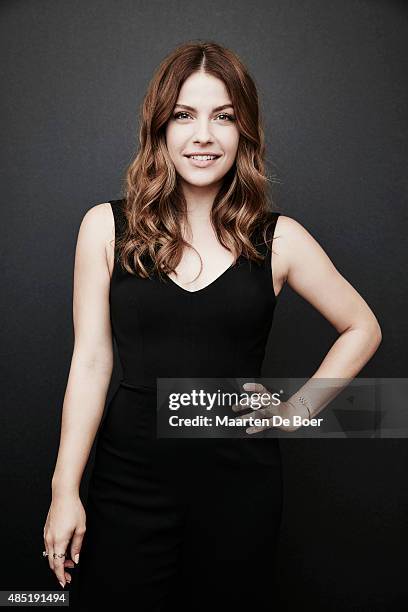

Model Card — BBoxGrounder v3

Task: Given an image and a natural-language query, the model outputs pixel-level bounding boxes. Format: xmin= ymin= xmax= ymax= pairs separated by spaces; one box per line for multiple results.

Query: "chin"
xmin=177 ymin=169 xmax=220 ymax=182
xmin=183 ymin=176 xmax=224 ymax=188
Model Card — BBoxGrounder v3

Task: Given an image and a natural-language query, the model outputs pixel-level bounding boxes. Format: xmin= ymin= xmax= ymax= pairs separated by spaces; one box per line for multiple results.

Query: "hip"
xmin=96 ymin=384 xmax=282 ymax=469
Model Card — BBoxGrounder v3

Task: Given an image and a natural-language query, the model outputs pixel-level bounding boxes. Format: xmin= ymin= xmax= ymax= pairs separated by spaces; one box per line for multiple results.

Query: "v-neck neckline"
xmin=163 ymin=258 xmax=240 ymax=295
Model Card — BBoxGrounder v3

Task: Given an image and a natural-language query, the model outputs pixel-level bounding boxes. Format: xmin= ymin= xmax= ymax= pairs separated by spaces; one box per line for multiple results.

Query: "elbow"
xmin=375 ymin=327 xmax=382 ymax=352
xmin=366 ymin=320 xmax=382 ymax=352
xmin=371 ymin=318 xmax=382 ymax=347
xmin=345 ymin=317 xmax=382 ymax=350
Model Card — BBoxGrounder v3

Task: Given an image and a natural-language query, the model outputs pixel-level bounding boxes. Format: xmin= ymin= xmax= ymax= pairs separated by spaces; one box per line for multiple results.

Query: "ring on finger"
xmin=53 ymin=552 xmax=66 ymax=559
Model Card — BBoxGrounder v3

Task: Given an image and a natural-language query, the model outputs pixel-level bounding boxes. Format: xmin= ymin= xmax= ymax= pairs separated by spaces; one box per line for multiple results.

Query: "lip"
xmin=184 ymin=152 xmax=221 ymax=157
xmin=184 ymin=153 xmax=222 ymax=168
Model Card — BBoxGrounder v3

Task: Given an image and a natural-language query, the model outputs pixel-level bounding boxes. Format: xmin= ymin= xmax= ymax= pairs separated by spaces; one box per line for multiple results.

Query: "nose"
xmin=193 ymin=118 xmax=213 ymax=143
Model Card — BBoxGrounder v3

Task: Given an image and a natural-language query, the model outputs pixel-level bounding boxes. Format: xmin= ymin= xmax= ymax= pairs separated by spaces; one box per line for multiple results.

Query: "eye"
xmin=173 ymin=111 xmax=190 ymax=120
xmin=172 ymin=111 xmax=236 ymax=122
xmin=216 ymin=113 xmax=236 ymax=122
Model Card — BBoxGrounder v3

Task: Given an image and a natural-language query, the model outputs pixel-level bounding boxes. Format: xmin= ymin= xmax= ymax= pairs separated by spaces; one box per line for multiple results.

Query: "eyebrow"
xmin=174 ymin=103 xmax=234 ymax=112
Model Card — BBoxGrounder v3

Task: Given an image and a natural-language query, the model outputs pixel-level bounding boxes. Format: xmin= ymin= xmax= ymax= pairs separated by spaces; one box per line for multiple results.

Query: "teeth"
xmin=189 ymin=155 xmax=217 ymax=160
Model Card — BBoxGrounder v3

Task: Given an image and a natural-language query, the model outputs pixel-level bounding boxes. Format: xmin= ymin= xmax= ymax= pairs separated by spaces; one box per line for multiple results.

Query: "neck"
xmin=181 ymin=180 xmax=222 ymax=221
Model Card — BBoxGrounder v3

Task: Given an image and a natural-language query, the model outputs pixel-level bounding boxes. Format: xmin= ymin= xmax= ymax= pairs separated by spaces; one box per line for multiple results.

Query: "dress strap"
xmin=109 ymin=199 xmax=126 ymax=259
xmin=252 ymin=212 xmax=281 ymax=270
xmin=264 ymin=212 xmax=281 ymax=270
xmin=260 ymin=212 xmax=281 ymax=299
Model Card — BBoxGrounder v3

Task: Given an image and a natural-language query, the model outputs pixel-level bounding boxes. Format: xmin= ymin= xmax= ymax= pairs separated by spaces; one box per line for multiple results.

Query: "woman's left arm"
xmin=284 ymin=214 xmax=381 ymax=361
xmin=280 ymin=215 xmax=382 ymax=423
xmin=243 ymin=216 xmax=383 ymax=433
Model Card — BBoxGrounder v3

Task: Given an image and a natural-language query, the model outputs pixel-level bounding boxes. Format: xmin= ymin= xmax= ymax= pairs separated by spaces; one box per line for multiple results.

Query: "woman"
xmin=43 ymin=41 xmax=382 ymax=610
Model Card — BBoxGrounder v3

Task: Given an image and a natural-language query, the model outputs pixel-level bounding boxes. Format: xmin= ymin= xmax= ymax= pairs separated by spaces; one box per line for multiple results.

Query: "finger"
xmin=232 ymin=406 xmax=271 ymax=423
xmin=232 ymin=400 xmax=271 ymax=419
xmin=232 ymin=410 xmax=255 ymax=423
xmin=232 ymin=402 xmax=249 ymax=413
xmin=232 ymin=399 xmax=265 ymax=412
xmin=52 ymin=541 xmax=69 ymax=588
xmin=62 ymin=559 xmax=73 ymax=582
xmin=70 ymin=529 xmax=85 ymax=566
xmin=234 ymin=382 xmax=271 ymax=412
xmin=246 ymin=418 xmax=274 ymax=434
xmin=243 ymin=382 xmax=268 ymax=392
xmin=64 ymin=569 xmax=72 ymax=584
xmin=231 ymin=382 xmax=268 ymax=412
xmin=45 ymin=536 xmax=54 ymax=572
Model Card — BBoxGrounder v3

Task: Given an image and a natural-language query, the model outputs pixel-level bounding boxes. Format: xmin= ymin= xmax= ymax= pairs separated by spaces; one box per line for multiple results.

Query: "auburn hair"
xmin=116 ymin=39 xmax=280 ymax=281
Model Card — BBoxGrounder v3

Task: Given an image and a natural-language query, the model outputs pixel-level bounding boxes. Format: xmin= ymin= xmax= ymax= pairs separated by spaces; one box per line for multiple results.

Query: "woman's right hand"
xmin=43 ymin=492 xmax=86 ymax=588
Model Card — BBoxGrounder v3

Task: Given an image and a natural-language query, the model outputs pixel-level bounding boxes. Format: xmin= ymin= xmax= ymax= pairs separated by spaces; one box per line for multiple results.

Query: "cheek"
xmin=166 ymin=126 xmax=185 ymax=156
xmin=165 ymin=124 xmax=174 ymax=149
xmin=224 ymin=131 xmax=240 ymax=155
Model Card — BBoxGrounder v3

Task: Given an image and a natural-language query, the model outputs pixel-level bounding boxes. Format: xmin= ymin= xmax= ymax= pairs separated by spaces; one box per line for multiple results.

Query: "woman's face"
xmin=165 ymin=71 xmax=240 ymax=190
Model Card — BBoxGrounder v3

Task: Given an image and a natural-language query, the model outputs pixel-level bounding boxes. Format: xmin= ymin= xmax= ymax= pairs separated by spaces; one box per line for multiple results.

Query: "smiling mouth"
xmin=184 ymin=155 xmax=222 ymax=167
xmin=184 ymin=155 xmax=221 ymax=160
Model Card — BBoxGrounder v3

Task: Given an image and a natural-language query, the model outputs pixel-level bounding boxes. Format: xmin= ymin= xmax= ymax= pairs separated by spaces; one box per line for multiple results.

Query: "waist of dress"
xmin=119 ymin=379 xmax=156 ymax=392
xmin=118 ymin=374 xmax=263 ymax=393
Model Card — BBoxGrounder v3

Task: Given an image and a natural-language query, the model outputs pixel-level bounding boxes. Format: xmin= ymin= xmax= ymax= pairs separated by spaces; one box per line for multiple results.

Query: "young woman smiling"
xmin=43 ymin=40 xmax=382 ymax=611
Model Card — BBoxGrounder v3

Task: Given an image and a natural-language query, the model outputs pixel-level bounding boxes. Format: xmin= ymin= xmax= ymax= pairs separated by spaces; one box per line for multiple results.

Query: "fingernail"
xmin=74 ymin=553 xmax=80 ymax=564
xmin=59 ymin=581 xmax=65 ymax=588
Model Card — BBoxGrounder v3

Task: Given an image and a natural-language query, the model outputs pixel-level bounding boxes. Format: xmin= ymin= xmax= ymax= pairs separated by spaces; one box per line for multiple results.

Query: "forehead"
xmin=177 ymin=72 xmax=231 ymax=106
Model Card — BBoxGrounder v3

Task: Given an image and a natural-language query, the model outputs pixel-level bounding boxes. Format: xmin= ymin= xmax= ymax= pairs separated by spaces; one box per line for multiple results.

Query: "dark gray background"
xmin=1 ymin=0 xmax=407 ymax=609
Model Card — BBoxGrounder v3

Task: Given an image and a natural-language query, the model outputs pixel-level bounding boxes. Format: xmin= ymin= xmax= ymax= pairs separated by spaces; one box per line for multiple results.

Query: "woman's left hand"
xmin=231 ymin=382 xmax=303 ymax=434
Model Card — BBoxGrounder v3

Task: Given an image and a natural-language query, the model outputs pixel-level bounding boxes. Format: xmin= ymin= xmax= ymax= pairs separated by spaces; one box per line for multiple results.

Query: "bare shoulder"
xmin=270 ymin=214 xmax=303 ymax=295
xmin=274 ymin=214 xmax=312 ymax=246
xmin=81 ymin=202 xmax=113 ymax=232
xmin=271 ymin=214 xmax=327 ymax=296
xmin=78 ymin=202 xmax=115 ymax=275
xmin=273 ymin=214 xmax=321 ymax=266
xmin=79 ymin=202 xmax=113 ymax=235
xmin=274 ymin=214 xmax=335 ymax=276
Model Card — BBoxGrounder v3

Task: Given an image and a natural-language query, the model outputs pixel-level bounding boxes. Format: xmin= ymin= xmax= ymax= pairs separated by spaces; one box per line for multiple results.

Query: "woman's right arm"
xmin=44 ymin=202 xmax=115 ymax=588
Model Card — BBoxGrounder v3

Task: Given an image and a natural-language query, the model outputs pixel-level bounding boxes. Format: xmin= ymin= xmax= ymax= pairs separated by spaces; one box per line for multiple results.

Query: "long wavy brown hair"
xmin=116 ymin=40 xmax=280 ymax=281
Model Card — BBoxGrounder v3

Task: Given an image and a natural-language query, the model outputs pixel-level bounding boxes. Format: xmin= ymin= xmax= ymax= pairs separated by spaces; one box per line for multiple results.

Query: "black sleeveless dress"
xmin=73 ymin=199 xmax=283 ymax=611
